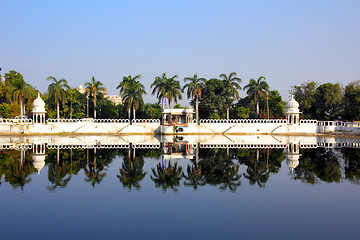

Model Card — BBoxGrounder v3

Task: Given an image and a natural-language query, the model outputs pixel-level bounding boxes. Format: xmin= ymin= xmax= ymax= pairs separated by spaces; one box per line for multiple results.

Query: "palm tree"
xmin=11 ymin=77 xmax=29 ymax=118
xmin=117 ymin=75 xmax=142 ymax=96
xmin=121 ymin=79 xmax=146 ymax=121
xmin=219 ymin=72 xmax=241 ymax=119
xmin=183 ymin=74 xmax=206 ymax=124
xmin=151 ymin=73 xmax=167 ymax=109
xmin=85 ymin=76 xmax=105 ymax=119
xmin=47 ymin=76 xmax=69 ymax=119
xmin=164 ymin=75 xmax=182 ymax=109
xmin=243 ymin=76 xmax=269 ymax=117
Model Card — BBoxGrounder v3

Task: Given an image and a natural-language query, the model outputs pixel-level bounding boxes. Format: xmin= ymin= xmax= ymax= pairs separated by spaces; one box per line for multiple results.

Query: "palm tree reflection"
xmin=183 ymin=164 xmax=205 ymax=190
xmin=84 ymin=149 xmax=107 ymax=188
xmin=151 ymin=159 xmax=183 ymax=192
xmin=117 ymin=147 xmax=146 ymax=190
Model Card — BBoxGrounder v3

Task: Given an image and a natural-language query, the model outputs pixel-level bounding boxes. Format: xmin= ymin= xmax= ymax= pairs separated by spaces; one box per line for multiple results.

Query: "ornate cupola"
xmin=78 ymin=84 xmax=85 ymax=93
xmin=32 ymin=93 xmax=46 ymax=123
xmin=285 ymin=95 xmax=300 ymax=124
xmin=285 ymin=142 xmax=301 ymax=174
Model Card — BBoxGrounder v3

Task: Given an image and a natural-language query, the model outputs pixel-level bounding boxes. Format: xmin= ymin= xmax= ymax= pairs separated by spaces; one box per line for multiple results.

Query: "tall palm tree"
xmin=85 ymin=76 xmax=105 ymax=119
xmin=117 ymin=75 xmax=142 ymax=96
xmin=151 ymin=73 xmax=167 ymax=109
xmin=164 ymin=75 xmax=182 ymax=109
xmin=11 ymin=77 xmax=29 ymax=118
xmin=121 ymin=78 xmax=146 ymax=121
xmin=243 ymin=76 xmax=269 ymax=117
xmin=219 ymin=72 xmax=241 ymax=119
xmin=183 ymin=74 xmax=206 ymax=124
xmin=47 ymin=76 xmax=69 ymax=119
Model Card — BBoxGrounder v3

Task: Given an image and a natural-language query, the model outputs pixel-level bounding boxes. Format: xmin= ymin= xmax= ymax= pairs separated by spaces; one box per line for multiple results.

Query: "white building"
xmin=78 ymin=85 xmax=122 ymax=105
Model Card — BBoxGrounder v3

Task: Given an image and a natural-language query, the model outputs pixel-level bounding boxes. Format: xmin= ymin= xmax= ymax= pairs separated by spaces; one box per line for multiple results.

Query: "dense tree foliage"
xmin=0 ymin=69 xmax=359 ymax=121
xmin=343 ymin=80 xmax=360 ymax=121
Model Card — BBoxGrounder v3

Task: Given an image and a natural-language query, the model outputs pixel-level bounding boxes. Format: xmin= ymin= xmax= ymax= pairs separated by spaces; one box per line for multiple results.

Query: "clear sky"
xmin=1 ymin=0 xmax=359 ymax=105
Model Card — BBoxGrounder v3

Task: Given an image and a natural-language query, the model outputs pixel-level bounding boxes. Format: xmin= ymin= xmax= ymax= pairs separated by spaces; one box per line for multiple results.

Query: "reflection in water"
xmin=151 ymin=159 xmax=183 ymax=192
xmin=343 ymin=148 xmax=360 ymax=185
xmin=117 ymin=146 xmax=147 ymax=190
xmin=0 ymin=135 xmax=360 ymax=191
xmin=183 ymin=164 xmax=205 ymax=190
xmin=198 ymin=148 xmax=241 ymax=192
xmin=0 ymin=149 xmax=35 ymax=191
xmin=84 ymin=149 xmax=108 ymax=188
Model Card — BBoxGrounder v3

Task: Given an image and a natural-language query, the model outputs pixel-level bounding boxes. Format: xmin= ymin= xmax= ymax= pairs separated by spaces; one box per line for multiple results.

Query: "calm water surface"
xmin=0 ymin=136 xmax=360 ymax=240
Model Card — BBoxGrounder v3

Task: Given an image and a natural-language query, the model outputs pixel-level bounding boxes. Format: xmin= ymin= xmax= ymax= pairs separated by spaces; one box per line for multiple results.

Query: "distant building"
xmin=78 ymin=85 xmax=122 ymax=105
xmin=105 ymin=95 xmax=122 ymax=105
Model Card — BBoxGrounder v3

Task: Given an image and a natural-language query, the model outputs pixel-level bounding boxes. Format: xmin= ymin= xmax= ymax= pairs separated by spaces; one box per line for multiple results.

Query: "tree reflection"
xmin=198 ymin=148 xmax=241 ymax=192
xmin=46 ymin=147 xmax=73 ymax=191
xmin=117 ymin=147 xmax=146 ymax=190
xmin=3 ymin=150 xmax=35 ymax=191
xmin=84 ymin=149 xmax=108 ymax=188
xmin=47 ymin=161 xmax=72 ymax=191
xmin=183 ymin=164 xmax=205 ymax=190
xmin=236 ymin=148 xmax=284 ymax=188
xmin=341 ymin=148 xmax=360 ymax=185
xmin=293 ymin=148 xmax=342 ymax=184
xmin=151 ymin=159 xmax=183 ymax=192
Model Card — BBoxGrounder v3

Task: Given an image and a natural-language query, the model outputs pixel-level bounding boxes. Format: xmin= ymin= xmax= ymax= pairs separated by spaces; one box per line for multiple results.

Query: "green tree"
xmin=343 ymin=80 xmax=360 ymax=121
xmin=5 ymin=71 xmax=30 ymax=118
xmin=96 ymin=98 xmax=119 ymax=119
xmin=121 ymin=78 xmax=146 ymax=121
xmin=47 ymin=76 xmax=70 ymax=119
xmin=243 ymin=76 xmax=269 ymax=117
xmin=63 ymin=88 xmax=87 ymax=119
xmin=258 ymin=90 xmax=286 ymax=118
xmin=85 ymin=76 xmax=105 ymax=119
xmin=163 ymin=74 xmax=182 ymax=109
xmin=219 ymin=72 xmax=241 ymax=119
xmin=183 ymin=74 xmax=207 ymax=124
xmin=290 ymin=81 xmax=318 ymax=119
xmin=313 ymin=83 xmax=342 ymax=120
xmin=198 ymin=78 xmax=231 ymax=119
xmin=117 ymin=74 xmax=142 ymax=96
xmin=117 ymin=75 xmax=145 ymax=120
xmin=151 ymin=73 xmax=167 ymax=109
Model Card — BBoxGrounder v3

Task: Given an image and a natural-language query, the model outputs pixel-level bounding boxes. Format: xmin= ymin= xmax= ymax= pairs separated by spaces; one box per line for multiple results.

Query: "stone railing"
xmin=0 ymin=118 xmax=33 ymax=124
xmin=334 ymin=121 xmax=360 ymax=128
xmin=46 ymin=118 xmax=129 ymax=123
xmin=199 ymin=119 xmax=287 ymax=124
xmin=131 ymin=119 xmax=160 ymax=124
xmin=300 ymin=120 xmax=318 ymax=124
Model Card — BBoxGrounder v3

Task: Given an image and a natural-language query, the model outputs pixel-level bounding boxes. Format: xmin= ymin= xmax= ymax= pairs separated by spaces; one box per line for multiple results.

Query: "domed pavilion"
xmin=32 ymin=93 xmax=46 ymax=123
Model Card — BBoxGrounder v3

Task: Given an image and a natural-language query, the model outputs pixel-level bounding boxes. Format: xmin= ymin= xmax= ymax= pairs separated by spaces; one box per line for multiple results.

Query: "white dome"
xmin=78 ymin=85 xmax=85 ymax=93
xmin=285 ymin=95 xmax=300 ymax=114
xmin=33 ymin=154 xmax=46 ymax=175
xmin=32 ymin=93 xmax=46 ymax=113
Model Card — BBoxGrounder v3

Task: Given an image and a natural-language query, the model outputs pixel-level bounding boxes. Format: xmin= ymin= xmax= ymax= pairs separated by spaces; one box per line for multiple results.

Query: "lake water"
xmin=0 ymin=135 xmax=360 ymax=240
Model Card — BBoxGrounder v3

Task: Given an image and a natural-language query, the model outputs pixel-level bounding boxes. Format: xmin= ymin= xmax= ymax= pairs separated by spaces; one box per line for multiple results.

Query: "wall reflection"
xmin=0 ymin=135 xmax=359 ymax=191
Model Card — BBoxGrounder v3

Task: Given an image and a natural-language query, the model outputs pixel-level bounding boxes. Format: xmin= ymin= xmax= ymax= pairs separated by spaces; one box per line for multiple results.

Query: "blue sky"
xmin=1 ymin=0 xmax=359 ymax=105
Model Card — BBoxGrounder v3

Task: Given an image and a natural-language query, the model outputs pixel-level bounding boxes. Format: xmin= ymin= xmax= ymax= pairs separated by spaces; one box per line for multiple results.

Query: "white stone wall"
xmin=0 ymin=118 xmax=360 ymax=135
